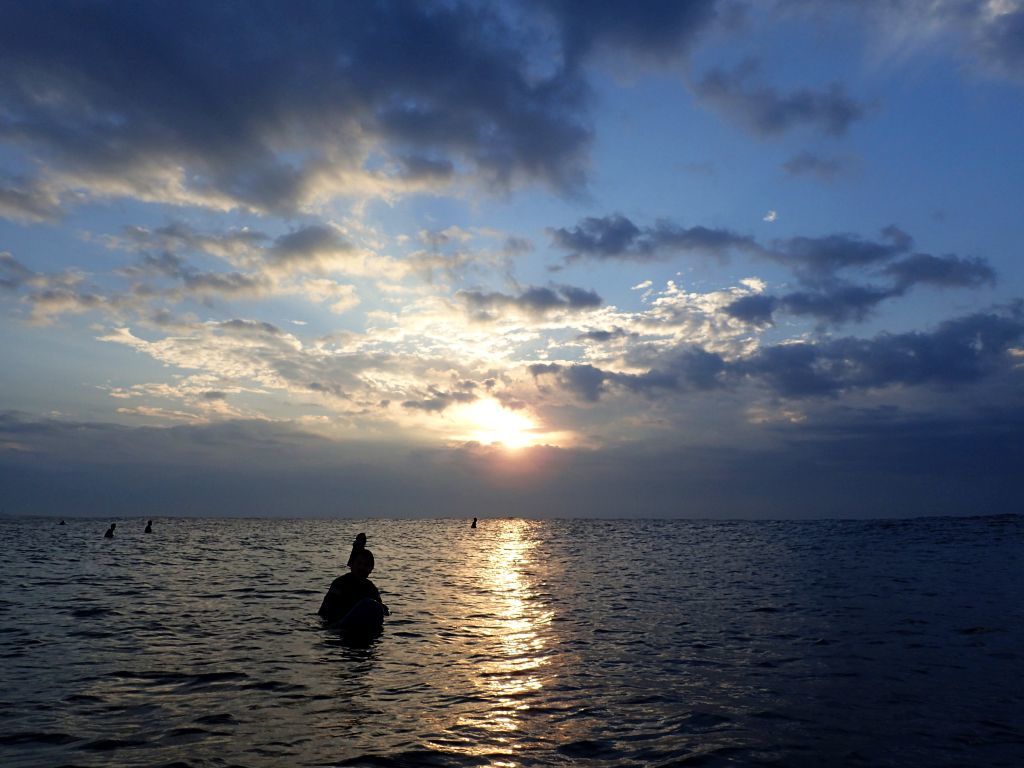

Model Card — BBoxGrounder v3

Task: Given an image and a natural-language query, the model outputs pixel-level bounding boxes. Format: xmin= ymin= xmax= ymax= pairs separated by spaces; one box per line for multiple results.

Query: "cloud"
xmin=884 ymin=253 xmax=996 ymax=289
xmin=769 ymin=226 xmax=913 ymax=281
xmin=401 ymin=386 xmax=478 ymax=412
xmin=549 ymin=214 xmax=758 ymax=262
xmin=457 ymin=284 xmax=602 ymax=318
xmin=721 ymin=293 xmax=779 ymax=325
xmin=740 ymin=309 xmax=1024 ymax=397
xmin=763 ymin=210 xmax=777 ymax=222
xmin=300 ymin=278 xmax=360 ymax=314
xmin=0 ymin=1 xmax=593 ymax=215
xmin=0 ymin=176 xmax=62 ymax=223
xmin=780 ymin=283 xmax=900 ymax=325
xmin=537 ymin=0 xmax=720 ymax=66
xmin=576 ymin=327 xmax=634 ymax=343
xmin=532 ymin=307 xmax=1024 ymax=402
xmin=269 ymin=225 xmax=355 ymax=269
xmin=694 ymin=59 xmax=869 ymax=137
xmin=723 ymin=245 xmax=998 ymax=328
xmin=530 ymin=345 xmax=728 ymax=401
xmin=0 ymin=253 xmax=34 ymax=290
xmin=116 ymin=222 xmax=269 ymax=261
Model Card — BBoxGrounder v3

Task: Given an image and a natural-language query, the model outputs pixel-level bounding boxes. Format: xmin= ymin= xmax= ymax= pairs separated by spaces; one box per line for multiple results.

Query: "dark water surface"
xmin=1 ymin=516 xmax=1022 ymax=767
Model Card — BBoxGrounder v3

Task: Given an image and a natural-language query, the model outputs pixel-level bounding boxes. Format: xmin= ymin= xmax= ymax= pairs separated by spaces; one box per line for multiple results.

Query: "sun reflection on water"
xmin=456 ymin=519 xmax=552 ymax=765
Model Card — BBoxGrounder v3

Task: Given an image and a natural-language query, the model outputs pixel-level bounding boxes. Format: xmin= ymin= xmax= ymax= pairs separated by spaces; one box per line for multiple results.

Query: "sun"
xmin=459 ymin=398 xmax=538 ymax=449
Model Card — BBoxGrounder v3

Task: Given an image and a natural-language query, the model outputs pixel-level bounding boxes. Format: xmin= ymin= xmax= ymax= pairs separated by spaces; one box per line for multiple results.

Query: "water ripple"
xmin=0 ymin=515 xmax=1022 ymax=767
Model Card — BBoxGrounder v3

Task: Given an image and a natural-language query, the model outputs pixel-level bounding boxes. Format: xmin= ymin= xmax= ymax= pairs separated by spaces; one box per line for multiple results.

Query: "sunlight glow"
xmin=459 ymin=399 xmax=539 ymax=449
xmin=452 ymin=519 xmax=552 ymax=760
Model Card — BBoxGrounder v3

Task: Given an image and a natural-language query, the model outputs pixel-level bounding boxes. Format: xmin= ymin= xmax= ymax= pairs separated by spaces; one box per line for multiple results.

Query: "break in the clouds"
xmin=1 ymin=1 xmax=1022 ymax=518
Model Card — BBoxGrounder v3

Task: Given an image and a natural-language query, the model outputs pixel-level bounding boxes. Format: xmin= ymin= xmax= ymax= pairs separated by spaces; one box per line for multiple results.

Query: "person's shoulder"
xmin=330 ymin=573 xmax=354 ymax=588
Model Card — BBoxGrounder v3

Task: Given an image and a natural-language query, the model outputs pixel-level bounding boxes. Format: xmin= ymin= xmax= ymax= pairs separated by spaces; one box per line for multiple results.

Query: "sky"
xmin=1 ymin=0 xmax=1023 ymax=518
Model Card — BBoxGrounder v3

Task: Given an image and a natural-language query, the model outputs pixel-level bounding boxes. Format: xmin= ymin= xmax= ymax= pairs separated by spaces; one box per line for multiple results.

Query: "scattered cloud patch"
xmin=693 ymin=59 xmax=870 ymax=137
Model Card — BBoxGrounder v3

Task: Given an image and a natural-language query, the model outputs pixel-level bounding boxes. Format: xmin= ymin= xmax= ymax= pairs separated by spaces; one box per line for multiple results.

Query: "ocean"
xmin=1 ymin=515 xmax=1022 ymax=767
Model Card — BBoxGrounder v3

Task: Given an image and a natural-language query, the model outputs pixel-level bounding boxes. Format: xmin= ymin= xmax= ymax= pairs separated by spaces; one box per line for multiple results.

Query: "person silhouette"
xmin=346 ymin=532 xmax=367 ymax=568
xmin=104 ymin=523 xmax=116 ymax=539
xmin=144 ymin=520 xmax=153 ymax=533
xmin=59 ymin=519 xmax=66 ymax=526
xmin=471 ymin=517 xmax=477 ymax=528
xmin=319 ymin=548 xmax=389 ymax=631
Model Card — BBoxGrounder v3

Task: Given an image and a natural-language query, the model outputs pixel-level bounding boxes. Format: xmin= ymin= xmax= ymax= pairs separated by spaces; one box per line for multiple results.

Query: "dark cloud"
xmin=402 ymin=387 xmax=477 ymax=412
xmin=0 ymin=253 xmax=34 ymax=290
xmin=0 ymin=177 xmax=61 ymax=223
xmin=725 ymin=248 xmax=998 ymax=328
xmin=549 ymin=213 xmax=757 ymax=262
xmin=577 ymin=327 xmax=634 ymax=342
xmin=778 ymin=283 xmax=900 ymax=325
xmin=127 ymin=249 xmax=270 ymax=297
xmin=182 ymin=270 xmax=267 ymax=295
xmin=0 ymin=1 xmax=592 ymax=214
xmin=694 ymin=59 xmax=869 ymax=137
xmin=781 ymin=151 xmax=843 ymax=180
xmin=551 ymin=217 xmax=998 ymax=329
xmin=530 ymin=346 xmax=727 ymax=401
xmin=722 ymin=294 xmax=779 ymax=325
xmin=216 ymin=319 xmax=284 ymax=337
xmin=974 ymin=3 xmax=1024 ymax=77
xmin=122 ymin=222 xmax=269 ymax=255
xmin=740 ymin=310 xmax=1024 ymax=397
xmin=529 ymin=362 xmax=608 ymax=401
xmin=269 ymin=225 xmax=354 ymax=266
xmin=537 ymin=0 xmax=720 ymax=66
xmin=770 ymin=226 xmax=912 ymax=281
xmin=884 ymin=253 xmax=996 ymax=290
xmin=458 ymin=284 xmax=602 ymax=318
xmin=535 ymin=309 xmax=1024 ymax=401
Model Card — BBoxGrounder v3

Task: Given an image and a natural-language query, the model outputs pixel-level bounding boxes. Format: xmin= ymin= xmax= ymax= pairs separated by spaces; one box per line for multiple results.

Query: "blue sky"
xmin=1 ymin=0 xmax=1022 ymax=517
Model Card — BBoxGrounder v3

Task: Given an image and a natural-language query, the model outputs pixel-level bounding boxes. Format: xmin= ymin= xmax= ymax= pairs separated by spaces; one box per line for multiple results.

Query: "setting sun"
xmin=459 ymin=399 xmax=538 ymax=449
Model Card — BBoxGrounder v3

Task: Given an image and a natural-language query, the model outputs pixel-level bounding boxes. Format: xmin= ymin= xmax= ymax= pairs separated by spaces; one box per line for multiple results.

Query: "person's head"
xmin=350 ymin=548 xmax=374 ymax=578
xmin=147 ymin=520 xmax=152 ymax=525
xmin=355 ymin=532 xmax=367 ymax=544
xmin=110 ymin=523 xmax=116 ymax=529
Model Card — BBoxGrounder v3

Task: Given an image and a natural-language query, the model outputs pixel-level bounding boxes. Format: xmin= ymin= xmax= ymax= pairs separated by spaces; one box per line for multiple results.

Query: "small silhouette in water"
xmin=59 ymin=519 xmax=66 ymax=526
xmin=104 ymin=523 xmax=116 ymax=539
xmin=346 ymin=532 xmax=367 ymax=568
xmin=471 ymin=517 xmax=477 ymax=528
xmin=144 ymin=520 xmax=153 ymax=533
xmin=319 ymin=547 xmax=389 ymax=631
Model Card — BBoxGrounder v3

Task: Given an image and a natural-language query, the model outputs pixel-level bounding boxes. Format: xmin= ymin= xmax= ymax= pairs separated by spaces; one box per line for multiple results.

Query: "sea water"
xmin=1 ymin=515 xmax=1022 ymax=767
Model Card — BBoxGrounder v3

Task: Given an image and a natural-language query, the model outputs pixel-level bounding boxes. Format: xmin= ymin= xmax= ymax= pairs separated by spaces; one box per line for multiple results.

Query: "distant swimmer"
xmin=471 ymin=517 xmax=477 ymax=528
xmin=346 ymin=532 xmax=367 ymax=568
xmin=104 ymin=523 xmax=116 ymax=539
xmin=59 ymin=520 xmax=66 ymax=526
xmin=144 ymin=520 xmax=153 ymax=533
